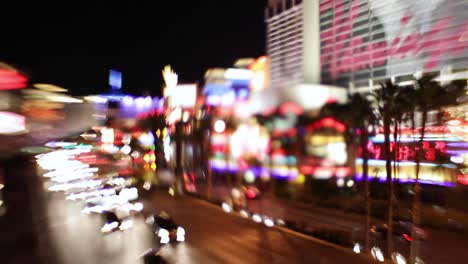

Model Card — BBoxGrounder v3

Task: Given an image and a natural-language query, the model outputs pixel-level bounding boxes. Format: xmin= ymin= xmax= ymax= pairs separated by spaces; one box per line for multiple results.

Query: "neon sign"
xmin=366 ymin=141 xmax=448 ymax=162
xmin=320 ymin=0 xmax=468 ymax=80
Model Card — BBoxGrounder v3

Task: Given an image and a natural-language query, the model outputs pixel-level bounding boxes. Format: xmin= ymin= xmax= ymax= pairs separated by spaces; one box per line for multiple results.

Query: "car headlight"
xmin=158 ymin=228 xmax=169 ymax=237
xmin=101 ymin=221 xmax=119 ymax=233
xmin=177 ymin=227 xmax=185 ymax=236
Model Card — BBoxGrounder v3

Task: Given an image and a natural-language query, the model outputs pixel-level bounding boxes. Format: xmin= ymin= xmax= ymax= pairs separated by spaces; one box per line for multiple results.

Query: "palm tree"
xmin=370 ymin=80 xmax=400 ymax=255
xmin=138 ymin=112 xmax=168 ymax=169
xmin=320 ymin=93 xmax=377 ymax=252
xmin=409 ymin=74 xmax=466 ymax=263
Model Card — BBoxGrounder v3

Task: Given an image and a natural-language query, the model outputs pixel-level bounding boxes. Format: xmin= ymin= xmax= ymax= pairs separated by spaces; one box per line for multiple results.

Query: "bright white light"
xmin=119 ymin=187 xmax=138 ymax=201
xmin=176 ymin=235 xmax=185 ymax=242
xmin=119 ymin=219 xmax=133 ymax=230
xmin=240 ymin=210 xmax=249 ymax=218
xmin=138 ymin=132 xmax=155 ymax=147
xmin=221 ymin=202 xmax=232 ymax=213
xmin=353 ymin=243 xmax=361 ymax=254
xmin=252 ymin=214 xmax=262 ymax=223
xmin=214 ymin=120 xmax=226 ymax=133
xmin=84 ymin=95 xmax=108 ymax=104
xmin=264 ymin=218 xmax=274 ymax=227
xmin=177 ymin=227 xmax=185 ymax=236
xmin=224 ymin=68 xmax=253 ymax=80
xmin=337 ymin=178 xmax=345 ymax=188
xmin=160 ymin=236 xmax=170 ymax=244
xmin=346 ymin=180 xmax=355 ymax=188
xmin=143 ymin=181 xmax=151 ymax=191
xmin=133 ymin=202 xmax=144 ymax=212
xmin=0 ymin=111 xmax=26 ymax=135
xmin=391 ymin=252 xmax=407 ymax=264
xmin=101 ymin=128 xmax=114 ymax=144
xmin=158 ymin=228 xmax=169 ymax=237
xmin=450 ymin=156 xmax=464 ymax=164
xmin=121 ymin=145 xmax=131 ymax=155
xmin=371 ymin=247 xmax=384 ymax=262
xmin=101 ymin=221 xmax=119 ymax=233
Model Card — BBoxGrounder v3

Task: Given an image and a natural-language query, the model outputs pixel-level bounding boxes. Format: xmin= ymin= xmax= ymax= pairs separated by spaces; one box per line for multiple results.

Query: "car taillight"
xmin=402 ymin=233 xmax=412 ymax=241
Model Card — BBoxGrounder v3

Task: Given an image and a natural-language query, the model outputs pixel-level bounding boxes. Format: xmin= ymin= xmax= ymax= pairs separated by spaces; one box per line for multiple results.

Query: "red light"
xmin=457 ymin=175 xmax=468 ymax=185
xmin=0 ymin=69 xmax=27 ymax=90
xmin=403 ymin=233 xmax=412 ymax=241
xmin=245 ymin=188 xmax=257 ymax=199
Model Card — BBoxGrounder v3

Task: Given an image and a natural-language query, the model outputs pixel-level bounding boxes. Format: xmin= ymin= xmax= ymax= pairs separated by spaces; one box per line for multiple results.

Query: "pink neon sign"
xmin=320 ymin=0 xmax=468 ymax=79
xmin=365 ymin=141 xmax=448 ymax=162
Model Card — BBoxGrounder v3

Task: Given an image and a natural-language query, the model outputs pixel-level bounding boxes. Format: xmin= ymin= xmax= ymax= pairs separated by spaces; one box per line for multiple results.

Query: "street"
xmin=0 ymin=156 xmax=372 ymax=264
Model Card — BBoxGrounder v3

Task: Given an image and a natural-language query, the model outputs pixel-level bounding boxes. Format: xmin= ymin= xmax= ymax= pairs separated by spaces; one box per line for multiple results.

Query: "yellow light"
xmin=296 ymin=174 xmax=306 ymax=184
xmin=162 ymin=128 xmax=167 ymax=137
xmin=144 ymin=164 xmax=149 ymax=170
xmin=151 ymin=153 xmax=156 ymax=162
xmin=151 ymin=163 xmax=156 ymax=171
xmin=156 ymin=129 xmax=161 ymax=138
xmin=143 ymin=154 xmax=150 ymax=163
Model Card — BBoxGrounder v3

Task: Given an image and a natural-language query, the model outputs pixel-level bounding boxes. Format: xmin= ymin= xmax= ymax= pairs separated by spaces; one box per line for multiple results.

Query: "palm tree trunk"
xmin=360 ymin=127 xmax=371 ymax=252
xmin=384 ymin=111 xmax=394 ymax=256
xmin=410 ymin=109 xmax=427 ymax=263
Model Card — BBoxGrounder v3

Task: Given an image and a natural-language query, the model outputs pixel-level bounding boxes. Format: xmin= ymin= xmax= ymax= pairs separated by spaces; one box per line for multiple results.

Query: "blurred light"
xmin=138 ymin=132 xmax=155 ymax=147
xmin=371 ymin=247 xmax=384 ymax=262
xmin=391 ymin=252 xmax=407 ymax=264
xmin=168 ymin=187 xmax=175 ymax=196
xmin=119 ymin=219 xmax=133 ymax=230
xmin=214 ymin=120 xmax=226 ymax=133
xmin=121 ymin=145 xmax=131 ymax=155
xmin=296 ymin=174 xmax=306 ymax=184
xmin=263 ymin=218 xmax=274 ymax=227
xmin=101 ymin=221 xmax=119 ymax=233
xmin=450 ymin=156 xmax=464 ymax=164
xmin=34 ymin=83 xmax=68 ymax=93
xmin=133 ymin=202 xmax=144 ymax=212
xmin=131 ymin=151 xmax=140 ymax=159
xmin=224 ymin=68 xmax=253 ymax=80
xmin=158 ymin=228 xmax=169 ymax=237
xmin=240 ymin=210 xmax=249 ymax=218
xmin=244 ymin=170 xmax=255 ymax=183
xmin=276 ymin=219 xmax=285 ymax=226
xmin=122 ymin=96 xmax=133 ymax=106
xmin=109 ymin=70 xmax=122 ymax=90
xmin=337 ymin=178 xmax=345 ymax=188
xmin=252 ymin=214 xmax=262 ymax=223
xmin=177 ymin=227 xmax=185 ymax=236
xmin=182 ymin=111 xmax=190 ymax=122
xmin=353 ymin=243 xmax=361 ymax=254
xmin=151 ymin=162 xmax=156 ymax=171
xmin=0 ymin=111 xmax=26 ymax=135
xmin=101 ymin=128 xmax=114 ymax=144
xmin=143 ymin=181 xmax=151 ymax=190
xmin=0 ymin=68 xmax=27 ymax=89
xmin=221 ymin=202 xmax=232 ymax=213
xmin=346 ymin=179 xmax=355 ymax=188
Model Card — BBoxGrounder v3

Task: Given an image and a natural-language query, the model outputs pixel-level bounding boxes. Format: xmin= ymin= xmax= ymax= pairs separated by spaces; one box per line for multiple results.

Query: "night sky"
xmin=1 ymin=1 xmax=267 ymax=96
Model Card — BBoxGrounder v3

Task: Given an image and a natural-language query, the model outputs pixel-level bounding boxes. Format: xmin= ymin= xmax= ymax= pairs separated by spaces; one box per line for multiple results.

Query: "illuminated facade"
xmin=266 ymin=0 xmax=468 ymax=89
xmin=265 ymin=0 xmax=320 ymax=89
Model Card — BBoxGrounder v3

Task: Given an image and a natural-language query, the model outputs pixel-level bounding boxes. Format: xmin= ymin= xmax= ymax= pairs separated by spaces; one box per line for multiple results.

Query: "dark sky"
xmin=1 ymin=1 xmax=267 ymax=96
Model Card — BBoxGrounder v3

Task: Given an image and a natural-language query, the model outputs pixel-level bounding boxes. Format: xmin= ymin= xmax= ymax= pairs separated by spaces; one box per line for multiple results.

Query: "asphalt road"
xmin=0 ymin=157 xmax=373 ymax=264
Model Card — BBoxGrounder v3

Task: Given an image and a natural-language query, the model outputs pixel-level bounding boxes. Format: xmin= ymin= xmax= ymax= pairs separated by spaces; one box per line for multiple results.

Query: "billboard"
xmin=319 ymin=0 xmax=468 ymax=87
xmin=165 ymin=84 xmax=197 ymax=109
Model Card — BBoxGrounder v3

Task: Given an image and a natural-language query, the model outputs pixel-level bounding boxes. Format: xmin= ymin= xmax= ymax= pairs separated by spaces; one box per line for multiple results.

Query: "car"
xmin=100 ymin=211 xmax=133 ymax=233
xmin=141 ymin=248 xmax=167 ymax=264
xmin=370 ymin=221 xmax=429 ymax=242
xmin=146 ymin=212 xmax=185 ymax=244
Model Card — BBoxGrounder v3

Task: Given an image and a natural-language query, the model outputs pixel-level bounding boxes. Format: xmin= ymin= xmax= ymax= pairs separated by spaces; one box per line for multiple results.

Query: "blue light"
xmin=109 ymin=70 xmax=122 ymax=90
